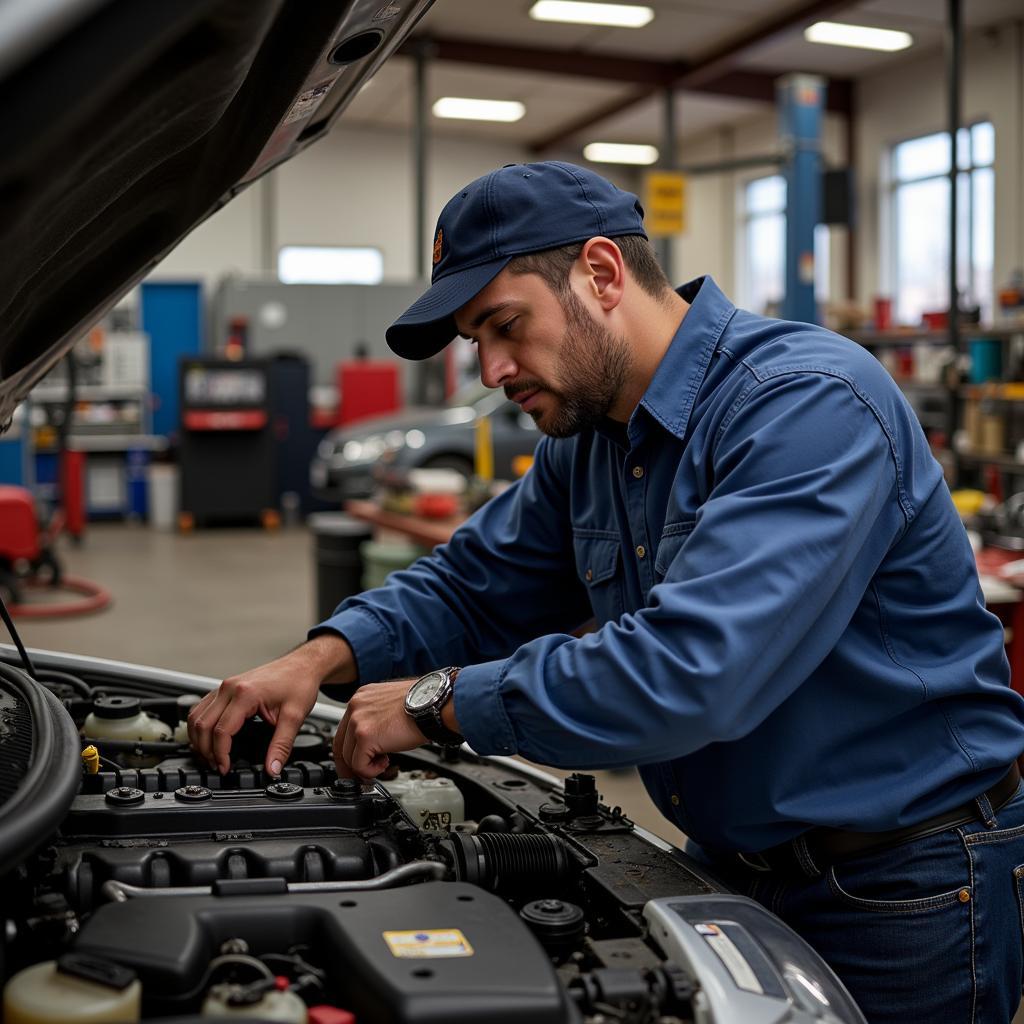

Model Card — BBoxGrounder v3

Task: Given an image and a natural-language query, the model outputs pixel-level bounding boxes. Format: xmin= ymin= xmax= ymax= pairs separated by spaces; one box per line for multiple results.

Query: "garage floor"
xmin=12 ymin=522 xmax=687 ymax=848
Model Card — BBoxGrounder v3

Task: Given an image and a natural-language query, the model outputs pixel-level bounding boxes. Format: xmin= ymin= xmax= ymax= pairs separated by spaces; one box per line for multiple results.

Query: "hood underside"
xmin=0 ymin=0 xmax=432 ymax=426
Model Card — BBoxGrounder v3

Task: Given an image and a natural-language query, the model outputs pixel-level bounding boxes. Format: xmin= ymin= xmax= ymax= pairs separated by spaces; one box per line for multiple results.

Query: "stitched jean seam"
xmin=958 ymin=826 xmax=978 ymax=1024
xmin=964 ymin=820 xmax=1024 ymax=845
xmin=827 ymin=866 xmax=967 ymax=913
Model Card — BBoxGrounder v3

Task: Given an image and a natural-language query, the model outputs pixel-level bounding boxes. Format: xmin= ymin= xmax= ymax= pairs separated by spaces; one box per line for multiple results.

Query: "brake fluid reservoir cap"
xmin=91 ymin=696 xmax=141 ymax=720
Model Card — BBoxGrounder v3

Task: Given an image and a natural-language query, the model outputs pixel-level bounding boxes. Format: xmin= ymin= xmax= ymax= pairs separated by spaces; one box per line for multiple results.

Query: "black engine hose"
xmin=35 ymin=669 xmax=92 ymax=699
xmin=0 ymin=662 xmax=82 ymax=878
xmin=441 ymin=831 xmax=573 ymax=891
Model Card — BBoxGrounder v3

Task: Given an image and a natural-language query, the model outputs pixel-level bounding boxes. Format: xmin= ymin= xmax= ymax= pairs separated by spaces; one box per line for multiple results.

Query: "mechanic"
xmin=190 ymin=161 xmax=1024 ymax=1023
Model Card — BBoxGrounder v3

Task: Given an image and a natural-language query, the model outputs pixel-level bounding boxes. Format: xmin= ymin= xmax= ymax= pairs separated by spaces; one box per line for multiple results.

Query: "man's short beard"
xmin=532 ymin=290 xmax=632 ymax=439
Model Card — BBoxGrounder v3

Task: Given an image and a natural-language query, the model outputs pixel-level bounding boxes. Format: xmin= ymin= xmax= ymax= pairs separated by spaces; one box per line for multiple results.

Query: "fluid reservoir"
xmin=82 ymin=696 xmax=172 ymax=768
xmin=202 ymin=982 xmax=307 ymax=1021
xmin=383 ymin=771 xmax=465 ymax=830
xmin=3 ymin=960 xmax=141 ymax=1024
xmin=173 ymin=719 xmax=190 ymax=745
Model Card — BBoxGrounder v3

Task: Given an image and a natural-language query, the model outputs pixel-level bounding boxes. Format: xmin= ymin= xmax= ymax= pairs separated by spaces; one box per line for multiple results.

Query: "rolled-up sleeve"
xmin=455 ymin=372 xmax=909 ymax=766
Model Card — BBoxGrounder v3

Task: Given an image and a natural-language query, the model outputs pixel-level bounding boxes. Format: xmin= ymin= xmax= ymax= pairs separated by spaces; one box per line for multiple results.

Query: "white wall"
xmin=150 ymin=19 xmax=1023 ymax=323
xmin=150 ymin=125 xmax=530 ymax=293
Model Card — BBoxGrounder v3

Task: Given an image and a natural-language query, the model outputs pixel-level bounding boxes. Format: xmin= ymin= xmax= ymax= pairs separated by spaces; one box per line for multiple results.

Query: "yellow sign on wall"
xmin=643 ymin=171 xmax=687 ymax=236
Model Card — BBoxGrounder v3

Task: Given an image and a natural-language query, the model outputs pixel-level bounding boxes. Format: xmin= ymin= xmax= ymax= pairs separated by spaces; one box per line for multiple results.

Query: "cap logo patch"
xmin=433 ymin=228 xmax=443 ymax=265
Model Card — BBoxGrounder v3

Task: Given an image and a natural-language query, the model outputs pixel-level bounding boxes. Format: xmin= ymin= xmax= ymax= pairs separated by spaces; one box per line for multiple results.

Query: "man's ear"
xmin=575 ymin=236 xmax=625 ymax=312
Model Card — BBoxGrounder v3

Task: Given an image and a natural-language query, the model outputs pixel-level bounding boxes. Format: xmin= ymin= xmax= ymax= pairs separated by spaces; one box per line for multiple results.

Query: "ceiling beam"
xmin=399 ymin=0 xmax=856 ymax=152
xmin=673 ymin=0 xmax=856 ymax=90
xmin=397 ymin=36 xmax=683 ymax=86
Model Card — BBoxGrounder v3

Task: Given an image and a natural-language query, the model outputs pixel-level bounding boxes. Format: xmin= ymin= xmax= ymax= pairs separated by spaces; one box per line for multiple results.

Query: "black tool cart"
xmin=177 ymin=358 xmax=277 ymax=530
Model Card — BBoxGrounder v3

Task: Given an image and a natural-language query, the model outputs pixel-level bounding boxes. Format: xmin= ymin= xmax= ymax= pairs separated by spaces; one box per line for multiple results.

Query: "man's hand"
xmin=334 ymin=679 xmax=428 ymax=779
xmin=188 ymin=634 xmax=355 ymax=777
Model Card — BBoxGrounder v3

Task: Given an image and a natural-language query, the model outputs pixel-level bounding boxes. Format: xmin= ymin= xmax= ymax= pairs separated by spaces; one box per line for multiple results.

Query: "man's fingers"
xmin=355 ymin=746 xmax=390 ymax=779
xmin=209 ymin=689 xmax=260 ymax=774
xmin=189 ymin=689 xmax=230 ymax=767
xmin=185 ymin=692 xmax=215 ymax=751
xmin=264 ymin=708 xmax=303 ymax=778
xmin=333 ymin=712 xmax=355 ymax=778
xmin=342 ymin=716 xmax=360 ymax=777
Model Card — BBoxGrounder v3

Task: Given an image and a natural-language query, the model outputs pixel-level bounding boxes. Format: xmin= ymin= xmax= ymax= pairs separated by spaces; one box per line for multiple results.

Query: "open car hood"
xmin=0 ymin=0 xmax=433 ymax=427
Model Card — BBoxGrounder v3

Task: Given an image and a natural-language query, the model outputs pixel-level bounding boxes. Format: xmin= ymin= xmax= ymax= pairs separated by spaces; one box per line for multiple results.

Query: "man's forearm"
xmin=299 ymin=633 xmax=358 ymax=686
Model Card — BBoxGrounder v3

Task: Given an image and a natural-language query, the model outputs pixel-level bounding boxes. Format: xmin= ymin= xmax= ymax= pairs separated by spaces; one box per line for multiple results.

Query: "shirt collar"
xmin=636 ymin=275 xmax=736 ymax=441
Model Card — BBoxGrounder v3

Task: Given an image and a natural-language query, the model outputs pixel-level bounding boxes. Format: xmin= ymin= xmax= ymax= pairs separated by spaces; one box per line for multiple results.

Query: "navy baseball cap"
xmin=386 ymin=161 xmax=647 ymax=360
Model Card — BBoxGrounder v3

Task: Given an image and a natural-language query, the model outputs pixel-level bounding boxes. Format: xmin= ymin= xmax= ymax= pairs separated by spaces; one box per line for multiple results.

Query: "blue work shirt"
xmin=313 ymin=276 xmax=1024 ymax=852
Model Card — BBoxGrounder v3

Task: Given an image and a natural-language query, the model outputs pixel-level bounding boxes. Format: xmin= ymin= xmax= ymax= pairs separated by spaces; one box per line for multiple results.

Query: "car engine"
xmin=0 ymin=653 xmax=865 ymax=1023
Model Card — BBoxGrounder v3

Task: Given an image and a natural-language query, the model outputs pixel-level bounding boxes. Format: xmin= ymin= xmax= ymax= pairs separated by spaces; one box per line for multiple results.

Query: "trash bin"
xmin=309 ymin=513 xmax=373 ymax=621
xmin=359 ymin=540 xmax=428 ymax=591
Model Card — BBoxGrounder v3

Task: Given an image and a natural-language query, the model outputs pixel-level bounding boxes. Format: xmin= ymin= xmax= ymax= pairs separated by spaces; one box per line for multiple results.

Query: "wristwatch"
xmin=404 ymin=667 xmax=464 ymax=746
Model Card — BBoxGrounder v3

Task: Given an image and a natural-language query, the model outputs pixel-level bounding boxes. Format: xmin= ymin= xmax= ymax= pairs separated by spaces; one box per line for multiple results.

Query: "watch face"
xmin=408 ymin=672 xmax=444 ymax=710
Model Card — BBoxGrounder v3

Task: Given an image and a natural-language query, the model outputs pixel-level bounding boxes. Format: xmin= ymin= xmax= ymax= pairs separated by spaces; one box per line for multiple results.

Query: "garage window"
xmin=278 ymin=245 xmax=384 ymax=285
xmin=889 ymin=121 xmax=994 ymax=325
xmin=739 ymin=175 xmax=829 ymax=318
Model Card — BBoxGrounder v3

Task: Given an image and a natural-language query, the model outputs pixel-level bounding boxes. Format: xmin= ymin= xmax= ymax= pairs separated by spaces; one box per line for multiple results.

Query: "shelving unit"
xmin=848 ymin=322 xmax=1024 ymax=490
xmin=29 ymin=384 xmax=165 ymax=518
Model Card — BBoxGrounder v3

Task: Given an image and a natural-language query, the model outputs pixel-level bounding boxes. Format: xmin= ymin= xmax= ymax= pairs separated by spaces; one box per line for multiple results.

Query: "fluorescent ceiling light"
xmin=530 ymin=1 xmax=654 ymax=28
xmin=583 ymin=142 xmax=658 ymax=165
xmin=804 ymin=21 xmax=912 ymax=52
xmin=433 ymin=97 xmax=525 ymax=122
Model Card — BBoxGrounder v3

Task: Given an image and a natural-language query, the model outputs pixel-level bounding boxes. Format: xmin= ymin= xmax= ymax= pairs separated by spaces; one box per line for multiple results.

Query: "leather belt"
xmin=737 ymin=763 xmax=1021 ymax=876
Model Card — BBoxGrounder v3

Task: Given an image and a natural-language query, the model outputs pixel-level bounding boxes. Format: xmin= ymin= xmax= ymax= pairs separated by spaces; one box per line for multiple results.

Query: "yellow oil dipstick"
xmin=81 ymin=745 xmax=100 ymax=774
xmin=474 ymin=416 xmax=494 ymax=482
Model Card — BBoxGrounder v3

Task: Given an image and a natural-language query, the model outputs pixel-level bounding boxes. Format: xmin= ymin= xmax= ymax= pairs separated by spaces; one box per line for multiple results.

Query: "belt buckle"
xmin=737 ymin=851 xmax=773 ymax=873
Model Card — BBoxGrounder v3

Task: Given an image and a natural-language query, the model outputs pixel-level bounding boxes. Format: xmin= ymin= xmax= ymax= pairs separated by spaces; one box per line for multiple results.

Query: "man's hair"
xmin=507 ymin=235 xmax=672 ymax=302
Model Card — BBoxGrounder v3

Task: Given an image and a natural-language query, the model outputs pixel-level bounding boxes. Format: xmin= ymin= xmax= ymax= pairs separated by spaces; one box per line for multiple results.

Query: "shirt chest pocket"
xmin=573 ymin=531 xmax=624 ymax=623
xmin=654 ymin=520 xmax=696 ymax=580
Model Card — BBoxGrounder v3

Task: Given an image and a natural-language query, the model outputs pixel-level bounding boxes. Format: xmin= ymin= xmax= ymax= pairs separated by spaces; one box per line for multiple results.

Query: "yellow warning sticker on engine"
xmin=383 ymin=929 xmax=475 ymax=958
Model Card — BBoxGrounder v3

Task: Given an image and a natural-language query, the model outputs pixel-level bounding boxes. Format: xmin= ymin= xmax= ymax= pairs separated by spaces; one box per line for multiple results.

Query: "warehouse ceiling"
xmin=342 ymin=0 xmax=1019 ymax=152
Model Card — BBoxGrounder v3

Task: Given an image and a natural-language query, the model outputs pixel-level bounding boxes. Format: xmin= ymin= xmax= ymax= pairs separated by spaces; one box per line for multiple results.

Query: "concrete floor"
xmin=14 ymin=522 xmax=686 ymax=847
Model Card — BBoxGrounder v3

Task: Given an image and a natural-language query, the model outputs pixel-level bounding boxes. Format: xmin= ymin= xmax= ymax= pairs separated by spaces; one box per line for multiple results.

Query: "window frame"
xmin=886 ymin=121 xmax=994 ymax=325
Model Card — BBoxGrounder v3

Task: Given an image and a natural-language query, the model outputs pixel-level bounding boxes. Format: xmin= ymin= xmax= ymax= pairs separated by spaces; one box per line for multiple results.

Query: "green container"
xmin=360 ymin=540 xmax=429 ymax=590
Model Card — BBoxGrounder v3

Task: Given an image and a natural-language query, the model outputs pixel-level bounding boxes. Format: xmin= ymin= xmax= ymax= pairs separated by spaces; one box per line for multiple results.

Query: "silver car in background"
xmin=310 ymin=381 xmax=540 ymax=502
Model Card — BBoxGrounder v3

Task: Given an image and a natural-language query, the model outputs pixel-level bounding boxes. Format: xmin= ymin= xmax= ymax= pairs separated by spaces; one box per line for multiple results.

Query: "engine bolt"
xmin=537 ymin=900 xmax=565 ymax=913
xmin=105 ymin=786 xmax=144 ymax=806
xmin=265 ymin=781 xmax=303 ymax=801
xmin=174 ymin=784 xmax=212 ymax=803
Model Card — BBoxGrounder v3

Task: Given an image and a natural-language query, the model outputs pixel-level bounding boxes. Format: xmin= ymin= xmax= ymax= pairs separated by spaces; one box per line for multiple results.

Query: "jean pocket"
xmin=826 ymin=838 xmax=972 ymax=915
xmin=827 ymin=865 xmax=970 ymax=913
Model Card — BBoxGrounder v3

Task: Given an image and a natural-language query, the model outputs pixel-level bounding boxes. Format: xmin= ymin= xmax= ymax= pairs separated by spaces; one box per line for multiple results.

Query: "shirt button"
xmin=636 ymin=545 xmax=646 ymax=559
xmin=632 ymin=466 xmax=644 ymax=479
xmin=585 ymin=569 xmax=593 ymax=581
xmin=670 ymin=794 xmax=680 ymax=806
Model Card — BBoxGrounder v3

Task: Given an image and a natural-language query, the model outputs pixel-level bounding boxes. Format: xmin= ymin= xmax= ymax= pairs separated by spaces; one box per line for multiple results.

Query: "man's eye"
xmin=498 ymin=317 xmax=518 ymax=336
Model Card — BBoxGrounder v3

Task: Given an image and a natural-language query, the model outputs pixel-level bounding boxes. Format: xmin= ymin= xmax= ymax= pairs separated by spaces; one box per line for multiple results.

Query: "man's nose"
xmin=477 ymin=340 xmax=517 ymax=390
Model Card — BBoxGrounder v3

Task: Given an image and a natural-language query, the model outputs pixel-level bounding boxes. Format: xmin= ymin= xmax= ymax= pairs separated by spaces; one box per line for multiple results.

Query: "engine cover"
xmin=73 ymin=881 xmax=576 ymax=1023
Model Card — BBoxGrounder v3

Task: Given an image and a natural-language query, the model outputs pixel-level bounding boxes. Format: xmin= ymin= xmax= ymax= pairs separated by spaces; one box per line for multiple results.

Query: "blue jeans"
xmin=702 ymin=781 xmax=1024 ymax=1023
